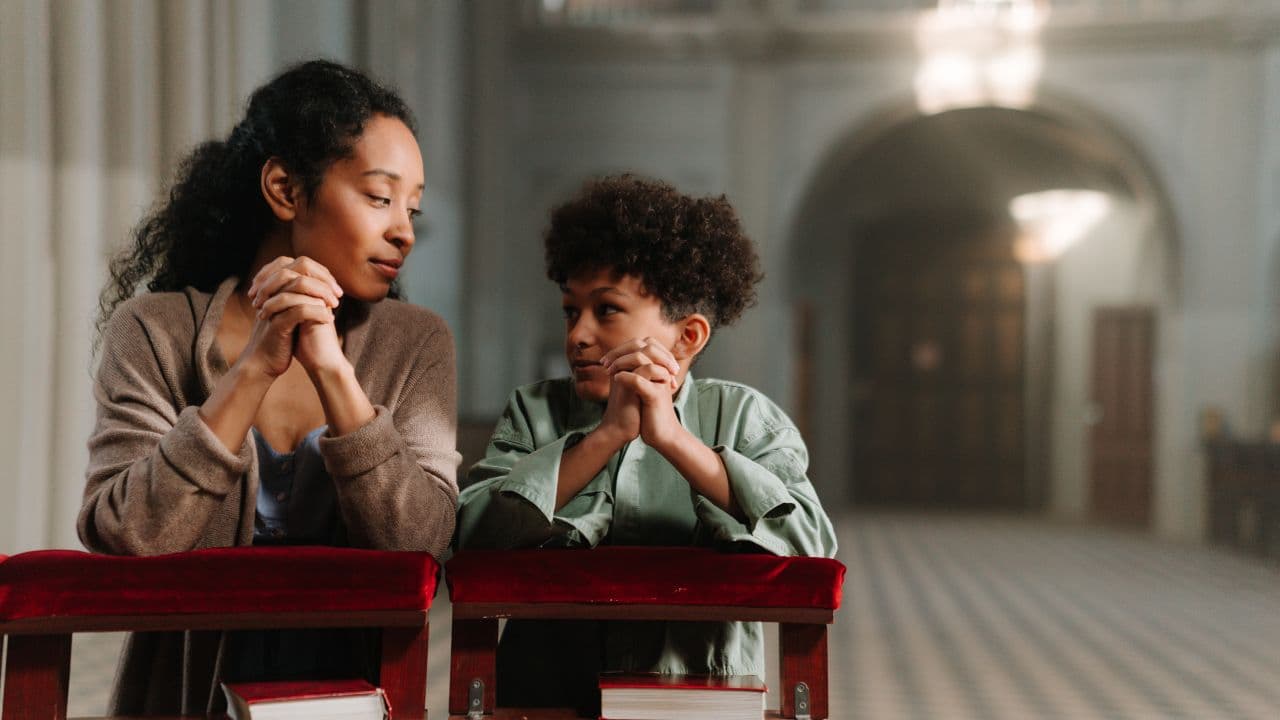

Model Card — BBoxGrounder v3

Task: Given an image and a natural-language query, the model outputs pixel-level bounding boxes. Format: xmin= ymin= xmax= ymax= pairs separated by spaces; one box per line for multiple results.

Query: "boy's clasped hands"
xmin=597 ymin=336 xmax=686 ymax=453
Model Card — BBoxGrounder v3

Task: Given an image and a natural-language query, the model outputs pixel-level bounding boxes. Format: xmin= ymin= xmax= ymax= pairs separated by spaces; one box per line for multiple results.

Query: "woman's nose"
xmin=387 ymin=214 xmax=415 ymax=253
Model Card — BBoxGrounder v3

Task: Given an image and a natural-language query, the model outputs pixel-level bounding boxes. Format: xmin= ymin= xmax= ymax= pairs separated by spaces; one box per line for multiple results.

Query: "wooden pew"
xmin=0 ymin=547 xmax=439 ymax=720
xmin=445 ymin=547 xmax=845 ymax=719
xmin=1205 ymin=440 xmax=1280 ymax=557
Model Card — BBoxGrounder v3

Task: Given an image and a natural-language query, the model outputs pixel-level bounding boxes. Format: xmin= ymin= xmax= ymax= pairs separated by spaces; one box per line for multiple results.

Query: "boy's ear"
xmin=260 ymin=157 xmax=300 ymax=222
xmin=674 ymin=313 xmax=711 ymax=361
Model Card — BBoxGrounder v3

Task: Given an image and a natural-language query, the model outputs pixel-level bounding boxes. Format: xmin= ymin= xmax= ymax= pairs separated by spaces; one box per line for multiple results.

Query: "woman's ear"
xmin=674 ymin=313 xmax=711 ymax=362
xmin=260 ymin=158 xmax=299 ymax=222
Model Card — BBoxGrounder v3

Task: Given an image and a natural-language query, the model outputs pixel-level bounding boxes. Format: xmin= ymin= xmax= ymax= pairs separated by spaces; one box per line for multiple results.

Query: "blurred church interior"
xmin=3 ymin=0 xmax=1280 ymax=717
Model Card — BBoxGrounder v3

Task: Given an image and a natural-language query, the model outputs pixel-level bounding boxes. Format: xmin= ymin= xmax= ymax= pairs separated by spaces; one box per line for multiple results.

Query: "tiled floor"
xmin=55 ymin=512 xmax=1280 ymax=718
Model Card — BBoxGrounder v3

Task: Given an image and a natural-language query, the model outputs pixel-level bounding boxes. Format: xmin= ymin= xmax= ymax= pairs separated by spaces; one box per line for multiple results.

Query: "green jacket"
xmin=456 ymin=375 xmax=835 ymax=707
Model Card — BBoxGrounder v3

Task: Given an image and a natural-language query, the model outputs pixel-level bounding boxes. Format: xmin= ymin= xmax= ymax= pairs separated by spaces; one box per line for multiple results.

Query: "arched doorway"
xmin=852 ymin=204 xmax=1028 ymax=507
xmin=789 ymin=99 xmax=1179 ymax=518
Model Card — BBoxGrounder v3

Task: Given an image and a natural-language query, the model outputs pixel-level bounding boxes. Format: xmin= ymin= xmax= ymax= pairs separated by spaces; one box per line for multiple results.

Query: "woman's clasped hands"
xmin=240 ymin=256 xmax=346 ymax=379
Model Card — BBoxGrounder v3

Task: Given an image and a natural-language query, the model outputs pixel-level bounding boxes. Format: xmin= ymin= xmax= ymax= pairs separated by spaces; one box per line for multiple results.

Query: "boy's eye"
xmin=408 ymin=207 xmax=422 ymax=220
xmin=367 ymin=194 xmax=391 ymax=207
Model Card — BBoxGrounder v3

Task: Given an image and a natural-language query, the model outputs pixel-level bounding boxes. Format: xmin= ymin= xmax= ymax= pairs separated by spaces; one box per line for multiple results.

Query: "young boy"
xmin=455 ymin=174 xmax=836 ymax=713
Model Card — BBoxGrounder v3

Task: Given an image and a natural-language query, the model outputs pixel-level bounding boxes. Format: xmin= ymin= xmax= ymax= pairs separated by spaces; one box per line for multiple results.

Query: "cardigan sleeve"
xmin=79 ymin=301 xmax=250 ymax=556
xmin=319 ymin=314 xmax=461 ymax=558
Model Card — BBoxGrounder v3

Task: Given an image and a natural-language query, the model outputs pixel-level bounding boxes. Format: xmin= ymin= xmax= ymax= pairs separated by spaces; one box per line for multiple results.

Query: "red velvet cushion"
xmin=446 ymin=547 xmax=844 ymax=610
xmin=0 ymin=547 xmax=438 ymax=622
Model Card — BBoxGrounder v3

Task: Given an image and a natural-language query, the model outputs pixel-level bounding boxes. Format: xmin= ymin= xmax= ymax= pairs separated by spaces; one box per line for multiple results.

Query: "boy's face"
xmin=561 ymin=268 xmax=683 ymax=403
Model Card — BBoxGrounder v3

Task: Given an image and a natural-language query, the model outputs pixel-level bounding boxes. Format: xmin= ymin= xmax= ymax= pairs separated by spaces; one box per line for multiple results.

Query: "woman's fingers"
xmin=247 ymin=256 xmax=294 ymax=296
xmin=267 ymin=302 xmax=335 ymax=333
xmin=247 ymin=255 xmax=343 ymax=302
xmin=253 ymin=273 xmax=339 ymax=309
xmin=258 ymin=291 xmax=331 ymax=321
xmin=288 ymin=256 xmax=343 ymax=297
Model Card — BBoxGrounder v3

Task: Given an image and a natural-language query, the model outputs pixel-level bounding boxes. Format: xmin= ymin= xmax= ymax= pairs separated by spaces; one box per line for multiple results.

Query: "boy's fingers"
xmin=602 ymin=339 xmax=681 ymax=375
xmin=632 ymin=364 xmax=671 ymax=382
xmin=606 ymin=351 xmax=658 ymax=374
xmin=633 ymin=364 xmax=679 ymax=393
xmin=642 ymin=337 xmax=681 ymax=373
xmin=601 ymin=339 xmax=646 ymax=367
xmin=611 ymin=370 xmax=643 ymax=392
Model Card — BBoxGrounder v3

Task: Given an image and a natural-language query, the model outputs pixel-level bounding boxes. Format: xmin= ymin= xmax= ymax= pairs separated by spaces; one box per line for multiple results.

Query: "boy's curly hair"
xmin=544 ymin=174 xmax=763 ymax=329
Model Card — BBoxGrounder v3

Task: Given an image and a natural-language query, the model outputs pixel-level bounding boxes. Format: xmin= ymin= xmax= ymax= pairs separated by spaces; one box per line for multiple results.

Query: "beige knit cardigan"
xmin=79 ymin=276 xmax=460 ymax=714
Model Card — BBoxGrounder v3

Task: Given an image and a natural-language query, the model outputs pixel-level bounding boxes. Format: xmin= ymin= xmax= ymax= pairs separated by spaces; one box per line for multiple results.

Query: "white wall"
xmin=6 ymin=2 xmax=1280 ymax=550
xmin=470 ymin=8 xmax=1280 ymax=540
xmin=0 ymin=0 xmax=56 ymax=554
xmin=1049 ymin=200 xmax=1162 ymax=517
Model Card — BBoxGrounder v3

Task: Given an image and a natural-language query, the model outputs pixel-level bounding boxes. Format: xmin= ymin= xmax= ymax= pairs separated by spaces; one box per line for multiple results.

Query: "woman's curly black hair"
xmin=96 ymin=59 xmax=416 ymax=336
xmin=544 ymin=174 xmax=763 ymax=329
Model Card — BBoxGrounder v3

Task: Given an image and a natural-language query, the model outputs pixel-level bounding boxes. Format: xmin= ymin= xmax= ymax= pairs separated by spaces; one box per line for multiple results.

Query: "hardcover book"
xmin=221 ymin=679 xmax=389 ymax=720
xmin=598 ymin=672 xmax=766 ymax=720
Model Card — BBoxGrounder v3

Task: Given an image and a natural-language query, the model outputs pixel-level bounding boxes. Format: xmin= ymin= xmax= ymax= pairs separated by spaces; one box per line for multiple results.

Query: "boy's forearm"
xmin=555 ymin=425 xmax=627 ymax=510
xmin=657 ymin=428 xmax=742 ymax=519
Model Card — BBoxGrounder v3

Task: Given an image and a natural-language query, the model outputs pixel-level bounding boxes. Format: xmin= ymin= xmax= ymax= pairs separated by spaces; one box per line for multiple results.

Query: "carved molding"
xmin=512 ymin=2 xmax=1280 ymax=61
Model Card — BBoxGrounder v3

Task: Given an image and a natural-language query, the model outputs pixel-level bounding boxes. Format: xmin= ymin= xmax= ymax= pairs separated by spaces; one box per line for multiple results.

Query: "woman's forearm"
xmin=198 ymin=361 xmax=276 ymax=453
xmin=309 ymin=362 xmax=377 ymax=436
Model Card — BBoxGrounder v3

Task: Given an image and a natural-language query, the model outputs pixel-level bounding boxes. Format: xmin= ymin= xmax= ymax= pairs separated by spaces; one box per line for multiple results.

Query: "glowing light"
xmin=1010 ymin=189 xmax=1111 ymax=263
xmin=915 ymin=0 xmax=1048 ymax=114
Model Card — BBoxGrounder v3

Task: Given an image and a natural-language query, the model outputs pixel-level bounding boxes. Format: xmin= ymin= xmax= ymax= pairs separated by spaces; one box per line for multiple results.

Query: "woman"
xmin=81 ymin=60 xmax=459 ymax=714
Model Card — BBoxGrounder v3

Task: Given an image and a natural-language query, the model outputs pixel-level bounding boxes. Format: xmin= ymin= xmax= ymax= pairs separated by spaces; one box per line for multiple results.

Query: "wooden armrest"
xmin=0 ymin=546 xmax=438 ymax=634
xmin=1 ymin=548 xmax=438 ymax=720
xmin=445 ymin=546 xmax=843 ymax=616
xmin=444 ymin=547 xmax=844 ymax=719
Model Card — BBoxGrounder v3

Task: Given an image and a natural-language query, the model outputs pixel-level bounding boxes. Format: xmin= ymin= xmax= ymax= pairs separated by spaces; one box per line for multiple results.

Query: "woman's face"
xmin=289 ymin=114 xmax=424 ymax=302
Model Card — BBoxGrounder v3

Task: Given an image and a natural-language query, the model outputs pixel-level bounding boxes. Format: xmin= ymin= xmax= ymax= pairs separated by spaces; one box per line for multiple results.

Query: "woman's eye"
xmin=367 ymin=194 xmax=391 ymax=207
xmin=598 ymin=304 xmax=619 ymax=317
xmin=562 ymin=307 xmax=579 ymax=321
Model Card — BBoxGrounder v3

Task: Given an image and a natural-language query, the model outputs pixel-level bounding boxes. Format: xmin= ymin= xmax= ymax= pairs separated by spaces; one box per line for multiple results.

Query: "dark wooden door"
xmin=1089 ymin=306 xmax=1155 ymax=526
xmin=853 ymin=217 xmax=1027 ymax=507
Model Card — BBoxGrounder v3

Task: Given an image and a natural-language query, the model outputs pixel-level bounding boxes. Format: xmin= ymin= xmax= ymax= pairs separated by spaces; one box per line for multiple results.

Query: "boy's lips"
xmin=572 ymin=360 xmax=603 ymax=375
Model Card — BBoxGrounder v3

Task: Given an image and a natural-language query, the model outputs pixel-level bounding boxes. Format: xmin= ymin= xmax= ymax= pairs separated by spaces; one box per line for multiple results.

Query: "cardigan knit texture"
xmin=79 ymin=276 xmax=460 ymax=715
